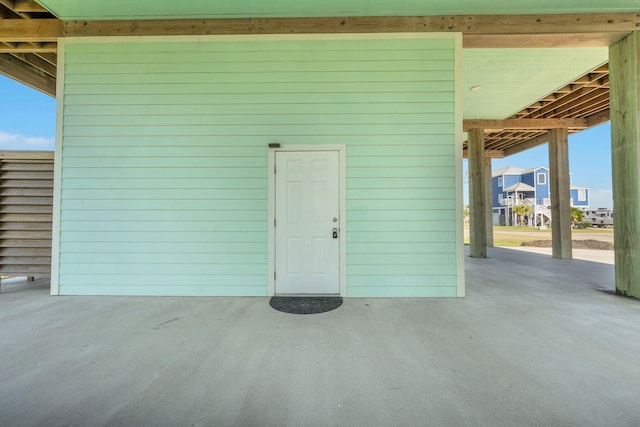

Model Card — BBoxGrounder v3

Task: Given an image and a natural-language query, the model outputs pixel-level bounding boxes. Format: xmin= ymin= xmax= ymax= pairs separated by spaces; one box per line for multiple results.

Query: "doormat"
xmin=269 ymin=296 xmax=343 ymax=315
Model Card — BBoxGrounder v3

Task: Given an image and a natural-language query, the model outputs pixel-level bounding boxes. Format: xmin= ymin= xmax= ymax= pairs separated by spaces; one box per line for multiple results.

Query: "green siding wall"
xmin=59 ymin=37 xmax=458 ymax=297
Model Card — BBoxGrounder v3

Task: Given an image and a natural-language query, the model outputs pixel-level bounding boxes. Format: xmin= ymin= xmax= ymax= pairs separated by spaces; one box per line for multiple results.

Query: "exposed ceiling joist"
xmin=0 ymin=0 xmax=47 ymax=18
xmin=463 ymin=118 xmax=588 ymax=132
xmin=13 ymin=0 xmax=48 ymax=13
xmin=32 ymin=52 xmax=56 ymax=66
xmin=0 ymin=0 xmax=27 ymax=18
xmin=0 ymin=53 xmax=55 ymax=96
xmin=8 ymin=52 xmax=56 ymax=77
xmin=0 ymin=42 xmax=57 ymax=53
xmin=499 ymin=107 xmax=611 ymax=157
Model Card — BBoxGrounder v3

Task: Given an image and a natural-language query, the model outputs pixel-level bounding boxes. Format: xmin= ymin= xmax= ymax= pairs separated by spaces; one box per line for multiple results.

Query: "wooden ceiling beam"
xmin=462 ymin=149 xmax=504 ymax=159
xmin=0 ymin=19 xmax=60 ymax=42
xmin=463 ymin=32 xmax=629 ymax=48
xmin=0 ymin=14 xmax=635 ymax=50
xmin=61 ymin=13 xmax=640 ymax=39
xmin=585 ymin=109 xmax=610 ymax=128
xmin=0 ymin=53 xmax=55 ymax=96
xmin=0 ymin=42 xmax=57 ymax=53
xmin=463 ymin=118 xmax=587 ymax=132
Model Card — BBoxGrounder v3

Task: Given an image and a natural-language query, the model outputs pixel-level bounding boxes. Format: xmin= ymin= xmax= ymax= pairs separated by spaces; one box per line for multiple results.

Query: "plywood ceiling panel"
xmin=462 ymin=48 xmax=608 ymax=119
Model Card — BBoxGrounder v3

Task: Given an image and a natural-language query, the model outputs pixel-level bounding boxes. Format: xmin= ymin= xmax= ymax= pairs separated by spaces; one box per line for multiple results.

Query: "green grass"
xmin=572 ymin=227 xmax=614 ymax=233
xmin=463 ymin=223 xmax=613 ymax=246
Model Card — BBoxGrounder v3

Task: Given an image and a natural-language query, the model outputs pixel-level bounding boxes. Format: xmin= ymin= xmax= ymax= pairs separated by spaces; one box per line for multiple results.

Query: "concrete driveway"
xmin=1 ymin=247 xmax=638 ymax=426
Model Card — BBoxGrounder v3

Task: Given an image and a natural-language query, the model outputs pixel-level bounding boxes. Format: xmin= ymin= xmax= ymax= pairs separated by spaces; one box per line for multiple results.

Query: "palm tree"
xmin=513 ymin=204 xmax=532 ymax=226
xmin=571 ymin=207 xmax=584 ymax=227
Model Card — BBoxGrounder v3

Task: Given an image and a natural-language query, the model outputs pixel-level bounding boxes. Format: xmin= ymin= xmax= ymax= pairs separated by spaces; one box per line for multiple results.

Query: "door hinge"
xmin=274 ymin=164 xmax=277 ymax=174
xmin=274 ymin=271 xmax=276 ymax=280
xmin=274 ymin=218 xmax=276 ymax=227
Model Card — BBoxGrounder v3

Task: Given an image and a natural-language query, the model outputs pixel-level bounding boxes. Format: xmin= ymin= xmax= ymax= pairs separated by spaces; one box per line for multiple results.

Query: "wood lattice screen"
xmin=0 ymin=151 xmax=54 ymax=279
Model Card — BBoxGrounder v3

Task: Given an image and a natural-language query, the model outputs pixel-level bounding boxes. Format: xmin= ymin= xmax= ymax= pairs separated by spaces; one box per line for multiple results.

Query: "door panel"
xmin=275 ymin=151 xmax=340 ymax=295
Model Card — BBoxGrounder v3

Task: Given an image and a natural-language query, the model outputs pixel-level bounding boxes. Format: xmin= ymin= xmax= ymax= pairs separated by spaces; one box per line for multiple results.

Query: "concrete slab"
xmin=502 ymin=246 xmax=615 ymax=265
xmin=1 ymin=248 xmax=639 ymax=426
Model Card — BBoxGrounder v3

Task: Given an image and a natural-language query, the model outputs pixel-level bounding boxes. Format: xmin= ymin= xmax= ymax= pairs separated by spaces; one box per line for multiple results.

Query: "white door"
xmin=275 ymin=151 xmax=340 ymax=295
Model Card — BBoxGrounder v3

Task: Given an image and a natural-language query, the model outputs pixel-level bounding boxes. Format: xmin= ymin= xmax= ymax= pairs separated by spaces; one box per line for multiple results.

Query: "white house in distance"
xmin=492 ymin=167 xmax=589 ymax=226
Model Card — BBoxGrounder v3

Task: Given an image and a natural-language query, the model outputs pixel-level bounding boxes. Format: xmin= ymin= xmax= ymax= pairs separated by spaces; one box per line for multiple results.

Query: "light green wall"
xmin=58 ymin=37 xmax=458 ymax=297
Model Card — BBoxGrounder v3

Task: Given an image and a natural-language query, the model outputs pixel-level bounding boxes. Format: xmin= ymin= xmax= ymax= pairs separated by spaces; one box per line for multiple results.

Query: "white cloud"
xmin=589 ymin=189 xmax=613 ymax=209
xmin=0 ymin=131 xmax=54 ymax=150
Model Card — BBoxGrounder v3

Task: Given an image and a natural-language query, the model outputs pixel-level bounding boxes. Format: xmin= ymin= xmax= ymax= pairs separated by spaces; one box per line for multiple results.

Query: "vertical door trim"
xmin=268 ymin=144 xmax=346 ymax=297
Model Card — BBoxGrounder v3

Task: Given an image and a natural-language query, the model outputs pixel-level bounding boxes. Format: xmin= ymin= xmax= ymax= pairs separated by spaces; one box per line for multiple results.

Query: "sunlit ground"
xmin=463 ymin=224 xmax=614 ymax=246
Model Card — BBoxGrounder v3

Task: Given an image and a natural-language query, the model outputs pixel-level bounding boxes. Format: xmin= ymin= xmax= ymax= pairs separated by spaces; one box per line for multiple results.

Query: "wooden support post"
xmin=469 ymin=128 xmax=487 ymax=258
xmin=485 ymin=156 xmax=494 ymax=247
xmin=548 ymin=128 xmax=572 ymax=259
xmin=610 ymin=31 xmax=640 ymax=298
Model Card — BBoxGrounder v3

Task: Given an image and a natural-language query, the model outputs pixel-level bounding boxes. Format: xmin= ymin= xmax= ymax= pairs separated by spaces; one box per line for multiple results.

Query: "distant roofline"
xmin=492 ymin=166 xmax=588 ymax=188
xmin=492 ymin=165 xmax=548 ymax=178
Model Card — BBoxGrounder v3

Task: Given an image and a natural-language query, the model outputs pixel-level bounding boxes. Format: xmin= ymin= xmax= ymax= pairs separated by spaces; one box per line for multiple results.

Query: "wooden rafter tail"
xmin=0 ymin=42 xmax=57 ymax=53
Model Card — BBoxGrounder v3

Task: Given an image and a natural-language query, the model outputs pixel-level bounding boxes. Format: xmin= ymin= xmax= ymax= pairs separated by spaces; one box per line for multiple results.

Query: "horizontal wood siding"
xmin=0 ymin=151 xmax=54 ymax=277
xmin=60 ymin=37 xmax=457 ymax=296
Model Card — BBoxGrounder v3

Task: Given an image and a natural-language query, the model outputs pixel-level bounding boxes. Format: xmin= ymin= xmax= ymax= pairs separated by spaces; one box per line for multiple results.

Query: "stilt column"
xmin=469 ymin=128 xmax=487 ymax=258
xmin=485 ymin=156 xmax=494 ymax=247
xmin=610 ymin=31 xmax=640 ymax=298
xmin=548 ymin=128 xmax=572 ymax=259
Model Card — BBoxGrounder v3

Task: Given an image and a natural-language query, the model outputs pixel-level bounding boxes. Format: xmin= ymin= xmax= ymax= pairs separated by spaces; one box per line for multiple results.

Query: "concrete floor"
xmin=505 ymin=246 xmax=615 ymax=265
xmin=1 ymin=247 xmax=639 ymax=427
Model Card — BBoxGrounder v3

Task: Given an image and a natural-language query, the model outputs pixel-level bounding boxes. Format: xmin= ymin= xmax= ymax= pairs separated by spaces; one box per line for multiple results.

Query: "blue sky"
xmin=0 ymin=74 xmax=613 ymax=208
xmin=0 ymin=75 xmax=56 ymax=150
